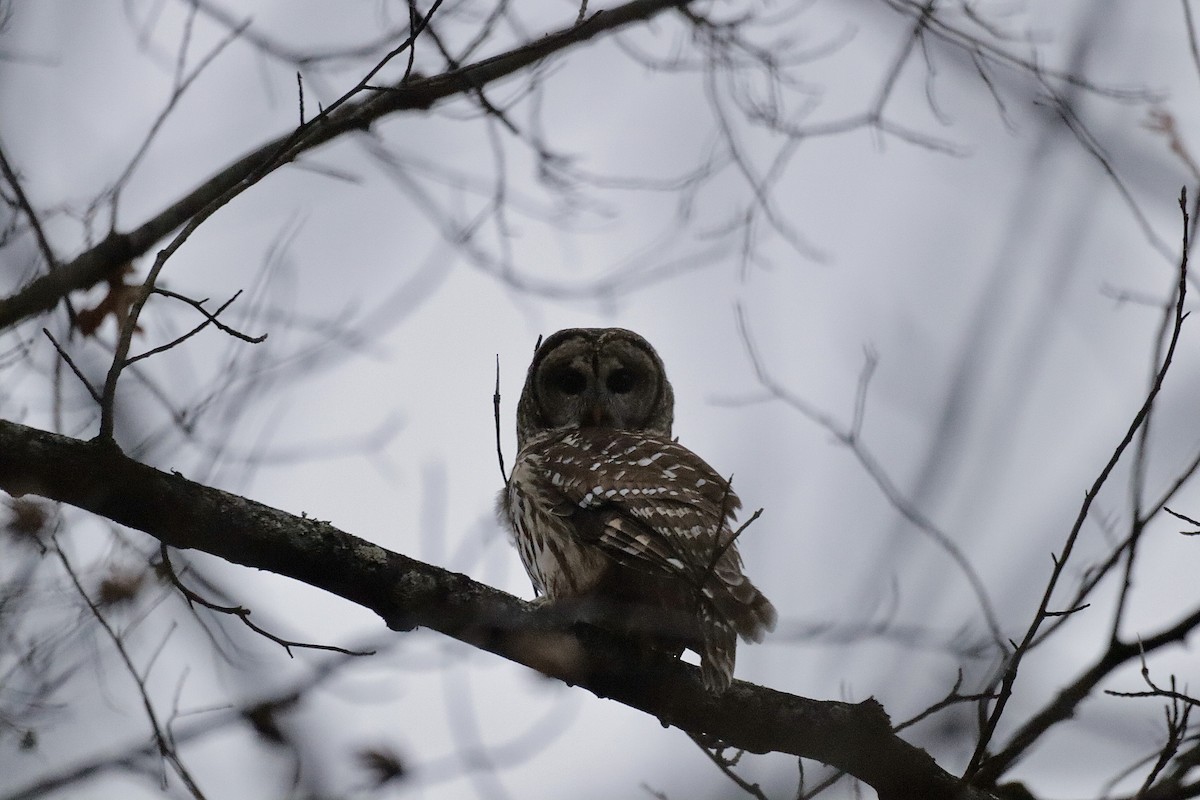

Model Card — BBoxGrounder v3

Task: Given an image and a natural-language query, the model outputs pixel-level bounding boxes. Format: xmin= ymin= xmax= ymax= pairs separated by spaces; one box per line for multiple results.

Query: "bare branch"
xmin=688 ymin=733 xmax=769 ymax=800
xmin=735 ymin=305 xmax=1005 ymax=650
xmin=0 ymin=416 xmax=1000 ymax=800
xmin=968 ymin=188 xmax=1192 ymax=784
xmin=893 ymin=671 xmax=998 ymax=735
xmin=122 ymin=288 xmax=267 ymax=368
xmin=0 ymin=0 xmax=699 ymax=332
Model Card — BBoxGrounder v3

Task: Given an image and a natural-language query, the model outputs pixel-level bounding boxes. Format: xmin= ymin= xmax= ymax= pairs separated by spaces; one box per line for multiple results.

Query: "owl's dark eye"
xmin=606 ymin=368 xmax=637 ymax=394
xmin=549 ymin=366 xmax=587 ymax=395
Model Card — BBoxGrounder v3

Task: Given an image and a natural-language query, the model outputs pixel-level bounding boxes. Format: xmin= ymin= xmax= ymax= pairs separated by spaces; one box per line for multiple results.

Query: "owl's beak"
xmin=585 ymin=401 xmax=612 ymax=427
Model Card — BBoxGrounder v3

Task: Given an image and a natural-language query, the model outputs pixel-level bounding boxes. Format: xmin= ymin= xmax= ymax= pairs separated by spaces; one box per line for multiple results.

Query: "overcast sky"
xmin=3 ymin=2 xmax=1200 ymax=798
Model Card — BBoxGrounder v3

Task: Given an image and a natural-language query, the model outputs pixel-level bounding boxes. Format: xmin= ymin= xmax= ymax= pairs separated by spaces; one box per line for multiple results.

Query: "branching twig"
xmin=735 ymin=305 xmax=1005 ymax=650
xmin=107 ymin=18 xmax=249 ymax=227
xmin=894 ymin=670 xmax=999 ymax=734
xmin=974 ymin=601 xmax=1200 ymax=793
xmin=1128 ymin=684 xmax=1191 ymax=798
xmin=123 ymin=289 xmax=267 ymax=367
xmin=1106 ymin=641 xmax=1200 ymax=709
xmin=0 ymin=643 xmax=375 ymax=800
xmin=95 ymin=0 xmax=455 ymax=440
xmin=158 ymin=545 xmax=372 ymax=657
xmin=0 ymin=0 xmax=691 ymax=333
xmin=51 ymin=538 xmax=208 ymax=799
xmin=688 ymin=733 xmax=769 ymax=800
xmin=967 ymin=187 xmax=1192 ymax=785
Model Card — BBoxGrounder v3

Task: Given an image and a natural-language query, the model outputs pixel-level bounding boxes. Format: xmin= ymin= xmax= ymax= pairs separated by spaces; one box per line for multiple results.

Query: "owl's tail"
xmin=698 ymin=606 xmax=738 ymax=694
xmin=698 ymin=571 xmax=777 ymax=693
xmin=733 ymin=584 xmax=778 ymax=643
xmin=705 ymin=556 xmax=778 ymax=642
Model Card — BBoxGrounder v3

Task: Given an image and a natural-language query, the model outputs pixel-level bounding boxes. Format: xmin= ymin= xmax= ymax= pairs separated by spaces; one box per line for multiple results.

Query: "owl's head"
xmin=515 ymin=328 xmax=674 ymax=448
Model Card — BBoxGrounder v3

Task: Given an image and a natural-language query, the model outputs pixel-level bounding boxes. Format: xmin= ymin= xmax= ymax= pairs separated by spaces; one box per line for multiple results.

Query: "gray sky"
xmin=3 ymin=1 xmax=1200 ymax=798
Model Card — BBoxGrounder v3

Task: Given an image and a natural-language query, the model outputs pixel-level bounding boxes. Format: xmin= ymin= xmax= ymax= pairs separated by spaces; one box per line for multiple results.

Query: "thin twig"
xmin=52 ymin=538 xmax=209 ymax=799
xmin=850 ymin=346 xmax=878 ymax=438
xmin=1111 ymin=264 xmax=1180 ymax=644
xmin=0 ymin=643 xmax=374 ymax=800
xmin=694 ymin=473 xmax=763 ymax=627
xmin=152 ymin=287 xmax=267 ymax=342
xmin=42 ymin=329 xmax=101 ymax=404
xmin=124 ymin=289 xmax=266 ymax=367
xmin=0 ymin=138 xmax=57 ymax=270
xmin=297 ymin=71 xmax=305 ymax=125
xmin=108 ymin=18 xmax=249 ymax=227
xmin=1125 ymin=678 xmax=1191 ymax=798
xmin=1184 ymin=0 xmax=1200 ymax=94
xmin=1106 ymin=641 xmax=1200 ymax=709
xmin=495 ymin=354 xmax=508 ymax=485
xmin=703 ymin=474 xmax=738 ymax=580
xmin=1165 ymin=506 xmax=1200 ymax=534
xmin=687 ymin=733 xmax=769 ymax=800
xmin=893 ymin=670 xmax=999 ymax=734
xmin=158 ymin=545 xmax=373 ymax=657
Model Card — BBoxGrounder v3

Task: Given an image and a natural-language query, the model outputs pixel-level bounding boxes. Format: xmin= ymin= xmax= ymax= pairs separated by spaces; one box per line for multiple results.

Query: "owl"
xmin=498 ymin=327 xmax=777 ymax=693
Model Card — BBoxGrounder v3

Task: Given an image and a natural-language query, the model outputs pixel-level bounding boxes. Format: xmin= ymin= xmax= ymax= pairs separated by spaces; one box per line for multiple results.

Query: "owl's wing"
xmin=532 ymin=428 xmax=777 ymax=652
xmin=539 ymin=429 xmax=743 ymax=582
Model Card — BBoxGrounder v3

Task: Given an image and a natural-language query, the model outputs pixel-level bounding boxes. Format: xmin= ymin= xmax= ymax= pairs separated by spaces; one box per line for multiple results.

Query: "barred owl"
xmin=498 ymin=327 xmax=777 ymax=693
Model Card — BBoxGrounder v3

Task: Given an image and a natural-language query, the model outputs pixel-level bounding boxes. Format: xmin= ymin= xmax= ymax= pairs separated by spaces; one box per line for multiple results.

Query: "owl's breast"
xmin=503 ymin=451 xmax=610 ymax=599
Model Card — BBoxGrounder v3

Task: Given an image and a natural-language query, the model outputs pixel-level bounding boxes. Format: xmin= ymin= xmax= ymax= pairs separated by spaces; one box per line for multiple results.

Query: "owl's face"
xmin=515 ymin=328 xmax=674 ymax=448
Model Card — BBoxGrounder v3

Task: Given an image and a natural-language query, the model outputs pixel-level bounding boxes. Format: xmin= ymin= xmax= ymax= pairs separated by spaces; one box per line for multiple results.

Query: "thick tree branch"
xmin=0 ymin=0 xmax=690 ymax=332
xmin=0 ymin=418 xmax=996 ymax=800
